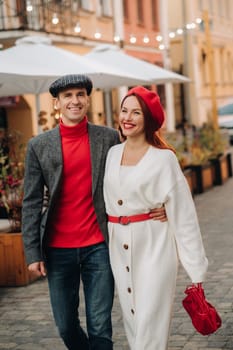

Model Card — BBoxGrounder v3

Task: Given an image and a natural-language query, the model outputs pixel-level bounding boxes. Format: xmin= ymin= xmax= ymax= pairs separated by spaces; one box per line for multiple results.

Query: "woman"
xmin=103 ymin=86 xmax=208 ymax=350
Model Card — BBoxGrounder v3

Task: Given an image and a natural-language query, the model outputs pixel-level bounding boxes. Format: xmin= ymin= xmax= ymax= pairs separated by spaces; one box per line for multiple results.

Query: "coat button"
xmin=123 ymin=244 xmax=128 ymax=250
xmin=117 ymin=199 xmax=123 ymax=205
xmin=127 ymin=287 xmax=132 ymax=293
xmin=126 ymin=266 xmax=130 ymax=272
xmin=131 ymin=309 xmax=135 ymax=314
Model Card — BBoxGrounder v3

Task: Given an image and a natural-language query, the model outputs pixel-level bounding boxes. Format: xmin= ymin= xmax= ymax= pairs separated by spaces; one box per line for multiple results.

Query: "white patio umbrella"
xmin=85 ymin=44 xmax=190 ymax=84
xmin=0 ymin=36 xmax=151 ymax=130
xmin=0 ymin=36 xmax=151 ymax=95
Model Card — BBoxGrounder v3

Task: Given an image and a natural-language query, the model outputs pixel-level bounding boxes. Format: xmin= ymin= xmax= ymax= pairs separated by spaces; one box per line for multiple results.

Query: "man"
xmin=22 ymin=74 xmax=166 ymax=350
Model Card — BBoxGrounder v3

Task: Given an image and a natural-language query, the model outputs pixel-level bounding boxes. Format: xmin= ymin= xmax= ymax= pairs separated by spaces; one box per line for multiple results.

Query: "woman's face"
xmin=119 ymin=95 xmax=145 ymax=138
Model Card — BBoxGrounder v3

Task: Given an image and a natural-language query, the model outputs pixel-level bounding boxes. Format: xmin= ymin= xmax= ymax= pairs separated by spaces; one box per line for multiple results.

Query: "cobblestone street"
xmin=0 ymin=176 xmax=233 ymax=349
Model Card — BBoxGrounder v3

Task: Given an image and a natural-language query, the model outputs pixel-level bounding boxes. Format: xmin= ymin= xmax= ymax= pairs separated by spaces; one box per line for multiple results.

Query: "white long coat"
xmin=103 ymin=143 xmax=208 ymax=350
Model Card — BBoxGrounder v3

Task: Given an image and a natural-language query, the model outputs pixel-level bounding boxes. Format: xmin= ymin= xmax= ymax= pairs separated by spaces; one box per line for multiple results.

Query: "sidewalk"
xmin=1 ymin=176 xmax=233 ymax=349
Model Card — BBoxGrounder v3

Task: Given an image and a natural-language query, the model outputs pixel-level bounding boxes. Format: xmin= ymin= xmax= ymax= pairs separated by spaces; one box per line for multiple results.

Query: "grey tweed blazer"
xmin=22 ymin=122 xmax=120 ymax=265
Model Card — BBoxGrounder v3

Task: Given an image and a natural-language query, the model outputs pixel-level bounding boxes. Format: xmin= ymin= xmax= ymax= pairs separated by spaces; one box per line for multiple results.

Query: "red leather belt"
xmin=108 ymin=213 xmax=151 ymax=225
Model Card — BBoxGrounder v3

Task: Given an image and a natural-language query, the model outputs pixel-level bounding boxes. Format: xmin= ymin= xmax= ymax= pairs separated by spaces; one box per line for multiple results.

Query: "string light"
xmin=196 ymin=18 xmax=202 ymax=24
xmin=74 ymin=22 xmax=81 ymax=33
xmin=176 ymin=28 xmax=183 ymax=35
xmin=94 ymin=30 xmax=102 ymax=39
xmin=114 ymin=35 xmax=121 ymax=43
xmin=169 ymin=32 xmax=175 ymax=38
xmin=1 ymin=1 xmax=204 ymax=46
xmin=52 ymin=13 xmax=59 ymax=25
xmin=186 ymin=22 xmax=196 ymax=30
xmin=130 ymin=35 xmax=137 ymax=44
xmin=159 ymin=44 xmax=165 ymax=50
xmin=156 ymin=35 xmax=163 ymax=42
xmin=26 ymin=1 xmax=33 ymax=12
xmin=143 ymin=35 xmax=150 ymax=44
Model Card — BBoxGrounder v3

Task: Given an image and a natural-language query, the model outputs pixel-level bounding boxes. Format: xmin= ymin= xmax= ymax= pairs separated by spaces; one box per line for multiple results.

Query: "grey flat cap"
xmin=49 ymin=74 xmax=93 ymax=97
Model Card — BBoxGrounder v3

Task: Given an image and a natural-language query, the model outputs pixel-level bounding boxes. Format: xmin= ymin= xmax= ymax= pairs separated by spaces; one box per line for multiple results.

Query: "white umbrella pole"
xmin=104 ymin=91 xmax=113 ymax=128
xmin=35 ymin=94 xmax=43 ymax=134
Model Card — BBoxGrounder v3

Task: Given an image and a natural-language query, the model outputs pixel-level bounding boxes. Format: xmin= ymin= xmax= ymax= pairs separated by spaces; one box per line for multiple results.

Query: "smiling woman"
xmin=103 ymin=86 xmax=208 ymax=350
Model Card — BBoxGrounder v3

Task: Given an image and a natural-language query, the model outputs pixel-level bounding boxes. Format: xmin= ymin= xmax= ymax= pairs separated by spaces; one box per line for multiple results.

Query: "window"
xmin=136 ymin=0 xmax=144 ymax=25
xmin=16 ymin=0 xmax=28 ymax=28
xmin=123 ymin=0 xmax=129 ymax=21
xmin=151 ymin=0 xmax=159 ymax=30
xmin=225 ymin=0 xmax=231 ymax=19
xmin=198 ymin=0 xmax=203 ymax=11
xmin=77 ymin=0 xmax=93 ymax=11
xmin=98 ymin=0 xmax=113 ymax=17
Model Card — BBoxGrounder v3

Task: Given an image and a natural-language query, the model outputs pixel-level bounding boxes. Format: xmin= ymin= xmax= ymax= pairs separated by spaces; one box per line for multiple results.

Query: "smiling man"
xmin=22 ymin=74 xmax=120 ymax=350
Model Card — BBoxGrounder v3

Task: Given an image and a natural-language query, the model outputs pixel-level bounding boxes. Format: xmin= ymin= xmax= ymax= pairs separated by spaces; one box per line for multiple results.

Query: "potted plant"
xmin=198 ymin=123 xmax=231 ymax=185
xmin=188 ymin=149 xmax=214 ymax=194
xmin=0 ymin=130 xmax=39 ymax=287
xmin=165 ymin=124 xmax=216 ymax=194
xmin=0 ymin=130 xmax=25 ymax=232
xmin=163 ymin=128 xmax=195 ymax=194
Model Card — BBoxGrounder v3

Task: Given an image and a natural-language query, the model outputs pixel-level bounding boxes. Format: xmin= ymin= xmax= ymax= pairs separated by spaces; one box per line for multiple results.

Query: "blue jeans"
xmin=46 ymin=242 xmax=114 ymax=350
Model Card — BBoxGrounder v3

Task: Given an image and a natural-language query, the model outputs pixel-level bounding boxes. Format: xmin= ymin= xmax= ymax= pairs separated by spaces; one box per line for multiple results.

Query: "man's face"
xmin=55 ymin=87 xmax=90 ymax=126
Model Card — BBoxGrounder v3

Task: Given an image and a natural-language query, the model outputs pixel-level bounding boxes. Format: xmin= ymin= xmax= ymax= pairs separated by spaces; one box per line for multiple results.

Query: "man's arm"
xmin=149 ymin=206 xmax=167 ymax=222
xmin=22 ymin=141 xmax=45 ymax=265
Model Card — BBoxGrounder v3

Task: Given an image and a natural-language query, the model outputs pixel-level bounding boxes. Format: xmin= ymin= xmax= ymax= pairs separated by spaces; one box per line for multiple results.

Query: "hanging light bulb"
xmin=74 ymin=22 xmax=81 ymax=33
xmin=130 ymin=35 xmax=137 ymax=44
xmin=26 ymin=1 xmax=33 ymax=12
xmin=196 ymin=18 xmax=202 ymax=24
xmin=169 ymin=32 xmax=175 ymax=38
xmin=186 ymin=22 xmax=196 ymax=30
xmin=94 ymin=30 xmax=102 ymax=39
xmin=176 ymin=28 xmax=183 ymax=35
xmin=52 ymin=13 xmax=59 ymax=25
xmin=156 ymin=35 xmax=163 ymax=42
xmin=143 ymin=35 xmax=150 ymax=44
xmin=114 ymin=35 xmax=121 ymax=43
xmin=159 ymin=44 xmax=165 ymax=50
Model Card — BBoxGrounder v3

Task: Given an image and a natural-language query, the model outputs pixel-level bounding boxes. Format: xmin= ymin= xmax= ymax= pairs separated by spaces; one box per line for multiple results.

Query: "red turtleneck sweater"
xmin=47 ymin=117 xmax=104 ymax=247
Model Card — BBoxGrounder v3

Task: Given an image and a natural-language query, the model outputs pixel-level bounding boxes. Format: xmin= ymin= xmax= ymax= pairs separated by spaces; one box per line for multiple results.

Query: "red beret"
xmin=126 ymin=86 xmax=165 ymax=129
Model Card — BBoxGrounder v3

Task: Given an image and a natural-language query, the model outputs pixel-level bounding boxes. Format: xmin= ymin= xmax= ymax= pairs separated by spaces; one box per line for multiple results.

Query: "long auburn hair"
xmin=119 ymin=93 xmax=175 ymax=153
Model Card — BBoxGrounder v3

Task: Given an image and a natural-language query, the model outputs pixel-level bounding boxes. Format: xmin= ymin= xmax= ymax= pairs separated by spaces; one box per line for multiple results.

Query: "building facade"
xmin=0 ymin=0 xmax=118 ymax=139
xmin=167 ymin=0 xmax=233 ymax=127
xmin=1 ymin=0 xmax=231 ymax=140
xmin=0 ymin=0 xmax=166 ymax=141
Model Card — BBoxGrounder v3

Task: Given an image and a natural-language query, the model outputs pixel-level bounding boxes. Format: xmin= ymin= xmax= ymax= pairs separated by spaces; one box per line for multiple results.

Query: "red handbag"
xmin=182 ymin=283 xmax=222 ymax=335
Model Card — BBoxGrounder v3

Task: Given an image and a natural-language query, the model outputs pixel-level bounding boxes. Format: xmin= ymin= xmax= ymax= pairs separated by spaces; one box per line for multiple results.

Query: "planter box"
xmin=0 ymin=232 xmax=38 ymax=286
xmin=188 ymin=163 xmax=214 ymax=194
xmin=227 ymin=152 xmax=233 ymax=177
xmin=210 ymin=153 xmax=233 ymax=185
xmin=183 ymin=168 xmax=194 ymax=195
